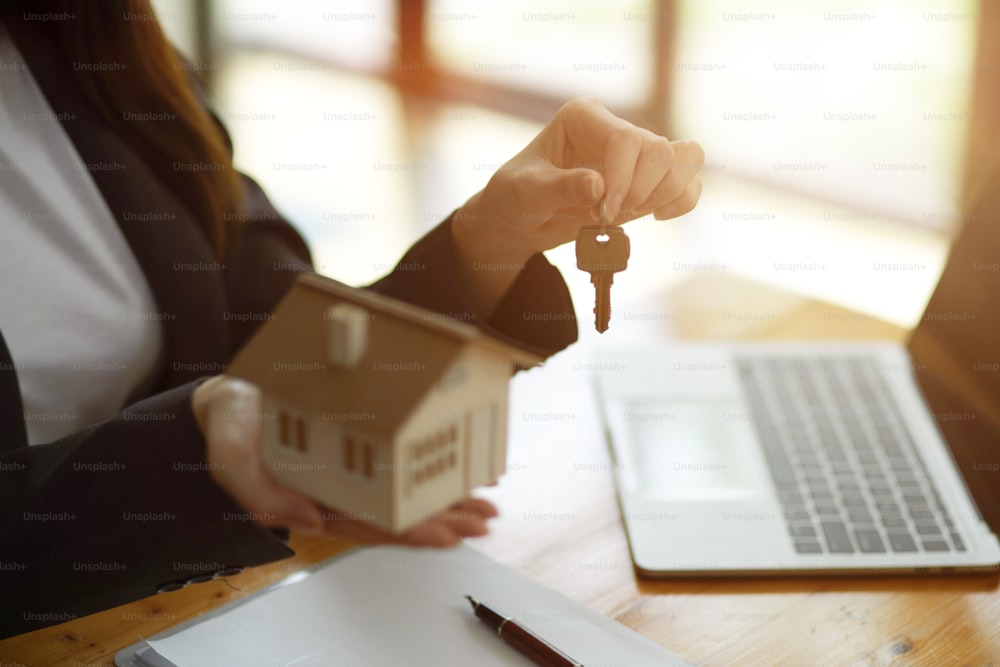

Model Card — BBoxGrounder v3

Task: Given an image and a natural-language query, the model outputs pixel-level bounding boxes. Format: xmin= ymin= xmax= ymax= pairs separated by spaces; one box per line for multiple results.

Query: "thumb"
xmin=518 ymin=165 xmax=603 ymax=213
xmin=199 ymin=380 xmax=324 ymax=534
xmin=260 ymin=481 xmax=326 ymax=534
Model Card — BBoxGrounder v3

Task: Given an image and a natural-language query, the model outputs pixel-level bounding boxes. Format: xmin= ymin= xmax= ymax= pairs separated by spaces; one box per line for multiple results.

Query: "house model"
xmin=226 ymin=273 xmax=542 ymax=533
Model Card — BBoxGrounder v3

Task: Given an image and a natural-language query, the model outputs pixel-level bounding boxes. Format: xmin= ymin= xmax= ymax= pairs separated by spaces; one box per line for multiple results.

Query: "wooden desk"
xmin=3 ymin=275 xmax=998 ymax=666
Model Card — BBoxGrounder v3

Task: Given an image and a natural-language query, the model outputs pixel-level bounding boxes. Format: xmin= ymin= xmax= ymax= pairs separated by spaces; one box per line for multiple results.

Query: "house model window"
xmin=226 ymin=273 xmax=542 ymax=533
xmin=343 ymin=433 xmax=377 ymax=480
xmin=278 ymin=411 xmax=308 ymax=453
xmin=410 ymin=425 xmax=459 ymax=487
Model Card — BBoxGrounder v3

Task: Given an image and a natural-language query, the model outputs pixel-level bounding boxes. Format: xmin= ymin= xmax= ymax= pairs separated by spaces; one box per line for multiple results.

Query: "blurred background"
xmin=150 ymin=0 xmax=992 ymax=334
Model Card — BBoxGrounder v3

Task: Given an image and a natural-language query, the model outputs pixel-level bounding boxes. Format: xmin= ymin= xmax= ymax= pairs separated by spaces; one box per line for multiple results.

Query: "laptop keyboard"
xmin=737 ymin=356 xmax=967 ymax=556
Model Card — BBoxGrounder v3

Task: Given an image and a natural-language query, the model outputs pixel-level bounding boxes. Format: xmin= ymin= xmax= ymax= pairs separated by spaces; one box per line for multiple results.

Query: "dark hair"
xmin=5 ymin=0 xmax=242 ymax=256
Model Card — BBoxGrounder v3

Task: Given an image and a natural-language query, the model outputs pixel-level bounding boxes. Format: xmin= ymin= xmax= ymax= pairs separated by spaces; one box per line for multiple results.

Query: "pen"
xmin=465 ymin=595 xmax=584 ymax=667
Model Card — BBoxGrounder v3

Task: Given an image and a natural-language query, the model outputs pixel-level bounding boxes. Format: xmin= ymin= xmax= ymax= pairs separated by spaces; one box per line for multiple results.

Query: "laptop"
xmin=592 ymin=185 xmax=1000 ymax=576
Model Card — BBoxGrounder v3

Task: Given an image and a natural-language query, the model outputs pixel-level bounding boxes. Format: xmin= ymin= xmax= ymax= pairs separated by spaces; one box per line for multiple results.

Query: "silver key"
xmin=576 ymin=225 xmax=630 ymax=333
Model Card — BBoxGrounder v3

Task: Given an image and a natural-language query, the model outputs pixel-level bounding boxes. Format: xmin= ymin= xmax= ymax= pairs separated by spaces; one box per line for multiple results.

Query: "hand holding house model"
xmin=227 ymin=273 xmax=542 ymax=533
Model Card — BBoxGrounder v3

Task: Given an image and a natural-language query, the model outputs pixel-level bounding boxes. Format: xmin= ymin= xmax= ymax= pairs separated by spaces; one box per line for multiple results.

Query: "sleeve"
xmin=0 ymin=382 xmax=294 ymax=639
xmin=366 ymin=212 xmax=578 ymax=358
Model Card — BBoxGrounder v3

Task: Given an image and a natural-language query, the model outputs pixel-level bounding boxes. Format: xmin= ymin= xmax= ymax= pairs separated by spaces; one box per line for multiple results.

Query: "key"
xmin=576 ymin=224 xmax=630 ymax=333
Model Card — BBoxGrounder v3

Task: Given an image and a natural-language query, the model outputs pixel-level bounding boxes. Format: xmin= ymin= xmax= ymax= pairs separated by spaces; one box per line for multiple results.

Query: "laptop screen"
xmin=908 ymin=179 xmax=1000 ymax=532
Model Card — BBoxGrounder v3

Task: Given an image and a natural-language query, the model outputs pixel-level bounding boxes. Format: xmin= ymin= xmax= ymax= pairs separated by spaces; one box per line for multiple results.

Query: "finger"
xmin=554 ymin=96 xmax=624 ymax=152
xmin=424 ymin=508 xmax=491 ymax=538
xmin=400 ymin=522 xmax=463 ymax=548
xmin=653 ymin=174 xmax=703 ymax=220
xmin=628 ymin=169 xmax=676 ymax=220
xmin=630 ymin=140 xmax=705 ymax=218
xmin=449 ymin=497 xmax=499 ymax=518
xmin=436 ymin=517 xmax=490 ymax=539
xmin=320 ymin=500 xmax=495 ymax=546
xmin=601 ymin=126 xmax=643 ymax=221
xmin=619 ymin=136 xmax=675 ymax=217
xmin=513 ymin=164 xmax=602 ymax=217
xmin=669 ymin=139 xmax=705 ymax=188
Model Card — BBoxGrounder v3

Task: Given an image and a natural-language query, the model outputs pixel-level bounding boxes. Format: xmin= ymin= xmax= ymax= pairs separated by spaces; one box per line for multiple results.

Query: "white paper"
xmin=146 ymin=545 xmax=694 ymax=667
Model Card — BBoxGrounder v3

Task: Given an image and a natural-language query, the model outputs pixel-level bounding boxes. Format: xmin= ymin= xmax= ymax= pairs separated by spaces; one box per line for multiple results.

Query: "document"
xmin=117 ymin=544 xmax=695 ymax=666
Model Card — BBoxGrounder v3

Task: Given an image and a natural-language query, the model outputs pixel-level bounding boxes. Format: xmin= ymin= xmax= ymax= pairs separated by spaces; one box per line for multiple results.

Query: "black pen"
xmin=465 ymin=595 xmax=584 ymax=667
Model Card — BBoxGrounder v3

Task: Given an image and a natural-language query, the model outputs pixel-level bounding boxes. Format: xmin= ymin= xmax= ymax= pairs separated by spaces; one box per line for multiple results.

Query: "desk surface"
xmin=3 ymin=274 xmax=998 ymax=666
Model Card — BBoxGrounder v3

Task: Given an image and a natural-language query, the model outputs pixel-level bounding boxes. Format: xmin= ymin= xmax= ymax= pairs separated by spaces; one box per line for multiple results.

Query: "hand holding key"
xmin=449 ymin=96 xmax=703 ymax=319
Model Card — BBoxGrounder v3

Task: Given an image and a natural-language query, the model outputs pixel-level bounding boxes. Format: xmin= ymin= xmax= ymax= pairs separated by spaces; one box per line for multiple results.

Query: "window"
xmin=409 ymin=424 xmax=459 ymax=487
xmin=296 ymin=419 xmax=307 ymax=452
xmin=341 ymin=432 xmax=378 ymax=479
xmin=427 ymin=1 xmax=656 ymax=110
xmin=343 ymin=435 xmax=355 ymax=471
xmin=279 ymin=412 xmax=290 ymax=447
xmin=277 ymin=410 xmax=308 ymax=451
xmin=215 ymin=0 xmax=397 ymax=71
xmin=363 ymin=444 xmax=375 ymax=479
xmin=671 ymin=0 xmax=979 ymax=227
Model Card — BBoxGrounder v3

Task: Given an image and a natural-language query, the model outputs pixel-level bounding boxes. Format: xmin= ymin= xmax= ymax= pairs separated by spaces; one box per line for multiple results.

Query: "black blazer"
xmin=0 ymin=27 xmax=577 ymax=638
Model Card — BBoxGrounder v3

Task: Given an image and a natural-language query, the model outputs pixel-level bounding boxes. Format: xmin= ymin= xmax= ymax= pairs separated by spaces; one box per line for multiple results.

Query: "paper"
xmin=144 ymin=544 xmax=694 ymax=666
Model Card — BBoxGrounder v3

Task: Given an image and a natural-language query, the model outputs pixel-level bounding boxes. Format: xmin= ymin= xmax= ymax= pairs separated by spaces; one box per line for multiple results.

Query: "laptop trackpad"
xmin=623 ymin=402 xmax=767 ymax=502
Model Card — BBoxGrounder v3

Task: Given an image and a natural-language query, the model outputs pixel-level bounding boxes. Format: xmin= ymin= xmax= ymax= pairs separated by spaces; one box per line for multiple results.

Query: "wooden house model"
xmin=227 ymin=273 xmax=541 ymax=533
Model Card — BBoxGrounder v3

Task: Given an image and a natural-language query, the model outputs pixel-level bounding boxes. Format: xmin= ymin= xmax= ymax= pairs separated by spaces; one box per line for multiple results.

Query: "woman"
xmin=0 ymin=1 xmax=703 ymax=638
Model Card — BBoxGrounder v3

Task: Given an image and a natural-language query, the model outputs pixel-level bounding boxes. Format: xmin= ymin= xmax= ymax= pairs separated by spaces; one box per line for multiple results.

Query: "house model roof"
xmin=227 ymin=273 xmax=543 ymax=436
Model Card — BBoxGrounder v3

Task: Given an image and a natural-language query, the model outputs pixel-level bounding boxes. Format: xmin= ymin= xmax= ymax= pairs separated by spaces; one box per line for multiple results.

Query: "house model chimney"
xmin=326 ymin=303 xmax=369 ymax=368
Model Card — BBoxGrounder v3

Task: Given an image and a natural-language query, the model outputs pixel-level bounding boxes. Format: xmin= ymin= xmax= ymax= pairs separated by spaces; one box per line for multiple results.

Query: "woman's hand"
xmin=191 ymin=376 xmax=497 ymax=547
xmin=451 ymin=97 xmax=704 ymax=315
